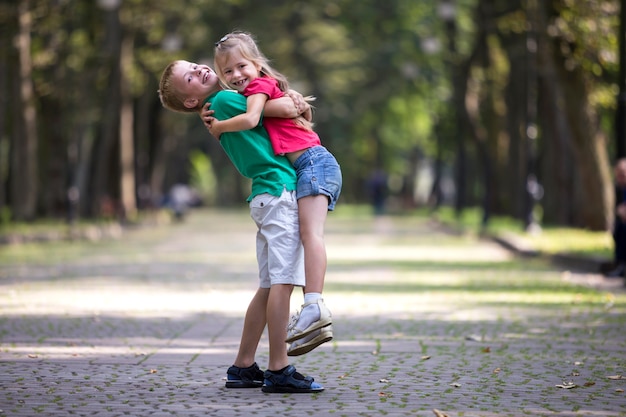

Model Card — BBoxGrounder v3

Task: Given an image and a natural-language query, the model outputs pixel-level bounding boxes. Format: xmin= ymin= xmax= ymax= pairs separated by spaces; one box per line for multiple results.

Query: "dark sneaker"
xmin=262 ymin=365 xmax=324 ymax=393
xmin=606 ymin=263 xmax=626 ymax=278
xmin=225 ymin=362 xmax=264 ymax=388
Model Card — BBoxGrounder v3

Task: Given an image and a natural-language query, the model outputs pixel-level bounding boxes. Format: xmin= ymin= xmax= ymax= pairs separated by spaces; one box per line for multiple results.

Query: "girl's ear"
xmin=184 ymin=98 xmax=199 ymax=109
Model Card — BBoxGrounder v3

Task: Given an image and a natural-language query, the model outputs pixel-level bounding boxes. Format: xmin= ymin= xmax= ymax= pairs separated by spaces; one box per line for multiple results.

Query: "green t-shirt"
xmin=204 ymin=90 xmax=296 ymax=201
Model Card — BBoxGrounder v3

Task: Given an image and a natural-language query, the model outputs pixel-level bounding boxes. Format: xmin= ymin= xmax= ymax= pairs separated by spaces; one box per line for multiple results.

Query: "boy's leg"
xmin=264 ymin=282 xmax=324 ymax=393
xmin=234 ymin=288 xmax=269 ymax=367
xmin=255 ymin=189 xmax=323 ymax=393
xmin=225 ymin=287 xmax=269 ymax=388
xmin=266 ymin=284 xmax=293 ymax=371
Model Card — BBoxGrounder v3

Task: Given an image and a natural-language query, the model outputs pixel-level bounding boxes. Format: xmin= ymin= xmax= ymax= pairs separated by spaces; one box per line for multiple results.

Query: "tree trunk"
xmin=119 ymin=34 xmax=136 ymax=220
xmin=535 ymin=1 xmax=576 ymax=226
xmin=0 ymin=5 xmax=11 ymax=215
xmin=551 ymin=39 xmax=612 ymax=230
xmin=499 ymin=34 xmax=527 ymax=222
xmin=89 ymin=4 xmax=122 ymax=218
xmin=11 ymin=0 xmax=38 ymax=220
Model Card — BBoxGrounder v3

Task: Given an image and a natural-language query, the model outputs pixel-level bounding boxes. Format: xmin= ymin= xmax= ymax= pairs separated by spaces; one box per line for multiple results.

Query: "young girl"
xmin=205 ymin=31 xmax=342 ymax=356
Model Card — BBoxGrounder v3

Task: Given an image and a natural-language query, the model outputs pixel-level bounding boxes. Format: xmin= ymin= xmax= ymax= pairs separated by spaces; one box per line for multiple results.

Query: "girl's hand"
xmin=208 ymin=120 xmax=223 ymax=139
xmin=286 ymin=90 xmax=310 ymax=117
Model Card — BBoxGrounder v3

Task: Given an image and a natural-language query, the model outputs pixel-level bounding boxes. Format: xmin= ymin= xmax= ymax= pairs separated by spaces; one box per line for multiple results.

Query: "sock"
xmin=297 ymin=293 xmax=321 ymax=330
xmin=304 ymin=292 xmax=321 ymax=304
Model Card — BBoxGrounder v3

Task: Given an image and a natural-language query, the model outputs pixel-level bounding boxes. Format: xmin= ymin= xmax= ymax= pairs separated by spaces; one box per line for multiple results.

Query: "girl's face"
xmin=172 ymin=60 xmax=220 ymax=108
xmin=217 ymin=50 xmax=262 ymax=93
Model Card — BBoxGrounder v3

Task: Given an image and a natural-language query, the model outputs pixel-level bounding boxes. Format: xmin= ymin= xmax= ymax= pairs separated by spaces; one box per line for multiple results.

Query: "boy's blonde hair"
xmin=214 ymin=31 xmax=314 ymax=131
xmin=158 ymin=61 xmax=199 ymax=113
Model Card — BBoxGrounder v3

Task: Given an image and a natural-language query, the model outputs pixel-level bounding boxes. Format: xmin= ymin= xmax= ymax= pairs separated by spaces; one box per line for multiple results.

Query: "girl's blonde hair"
xmin=214 ymin=31 xmax=314 ymax=131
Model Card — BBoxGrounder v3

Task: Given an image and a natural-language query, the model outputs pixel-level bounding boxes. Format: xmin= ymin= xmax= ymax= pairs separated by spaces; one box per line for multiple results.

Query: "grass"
xmin=0 ymin=204 xmax=614 ymax=261
xmin=417 ymin=206 xmax=612 ymax=260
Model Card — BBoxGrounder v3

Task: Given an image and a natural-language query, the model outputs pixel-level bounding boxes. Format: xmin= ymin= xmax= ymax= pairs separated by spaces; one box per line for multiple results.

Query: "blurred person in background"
xmin=607 ymin=158 xmax=626 ymax=278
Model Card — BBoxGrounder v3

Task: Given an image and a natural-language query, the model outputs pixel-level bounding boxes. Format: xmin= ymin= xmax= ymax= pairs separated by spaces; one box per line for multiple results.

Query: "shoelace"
xmin=286 ymin=311 xmax=300 ymax=332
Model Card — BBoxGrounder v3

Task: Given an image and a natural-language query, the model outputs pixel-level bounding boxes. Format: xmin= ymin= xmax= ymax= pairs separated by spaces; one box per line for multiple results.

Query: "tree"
xmin=11 ymin=0 xmax=38 ymax=221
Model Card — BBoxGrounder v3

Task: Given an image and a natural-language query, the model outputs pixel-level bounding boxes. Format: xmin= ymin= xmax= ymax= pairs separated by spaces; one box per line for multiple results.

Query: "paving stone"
xmin=0 ymin=210 xmax=625 ymax=417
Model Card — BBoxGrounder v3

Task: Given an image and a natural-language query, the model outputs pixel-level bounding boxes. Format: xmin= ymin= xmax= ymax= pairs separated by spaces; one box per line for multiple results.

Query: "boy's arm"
xmin=208 ymin=94 xmax=267 ymax=139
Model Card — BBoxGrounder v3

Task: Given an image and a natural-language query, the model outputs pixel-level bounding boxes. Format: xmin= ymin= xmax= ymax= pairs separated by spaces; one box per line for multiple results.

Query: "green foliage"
xmin=0 ymin=207 xmax=11 ymax=225
xmin=2 ymin=0 xmax=620 ymax=228
xmin=188 ymin=151 xmax=216 ymax=206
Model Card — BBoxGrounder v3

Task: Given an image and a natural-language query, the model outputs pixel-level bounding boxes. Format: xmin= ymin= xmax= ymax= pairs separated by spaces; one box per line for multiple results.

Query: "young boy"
xmin=159 ymin=60 xmax=323 ymax=393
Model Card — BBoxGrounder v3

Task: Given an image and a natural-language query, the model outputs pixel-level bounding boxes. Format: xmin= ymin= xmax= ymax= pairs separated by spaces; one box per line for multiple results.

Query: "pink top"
xmin=244 ymin=77 xmax=321 ymax=155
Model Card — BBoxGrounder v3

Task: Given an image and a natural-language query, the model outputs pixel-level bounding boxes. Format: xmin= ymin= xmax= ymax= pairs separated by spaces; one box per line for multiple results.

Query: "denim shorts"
xmin=249 ymin=188 xmax=305 ymax=289
xmin=293 ymin=146 xmax=342 ymax=211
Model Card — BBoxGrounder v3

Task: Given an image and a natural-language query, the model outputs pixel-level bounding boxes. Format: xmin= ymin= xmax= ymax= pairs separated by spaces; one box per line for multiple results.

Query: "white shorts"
xmin=249 ymin=189 xmax=305 ymax=289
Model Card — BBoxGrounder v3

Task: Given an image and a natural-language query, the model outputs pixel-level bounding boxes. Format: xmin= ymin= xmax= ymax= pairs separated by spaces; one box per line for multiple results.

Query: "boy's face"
xmin=172 ymin=60 xmax=220 ymax=109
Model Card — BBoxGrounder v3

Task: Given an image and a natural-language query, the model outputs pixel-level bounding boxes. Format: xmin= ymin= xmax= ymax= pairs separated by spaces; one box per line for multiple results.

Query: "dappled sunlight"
xmin=2 ymin=343 xmax=236 ymax=362
xmin=327 ymin=243 xmax=513 ymax=263
xmin=0 ymin=283 xmax=258 ymax=317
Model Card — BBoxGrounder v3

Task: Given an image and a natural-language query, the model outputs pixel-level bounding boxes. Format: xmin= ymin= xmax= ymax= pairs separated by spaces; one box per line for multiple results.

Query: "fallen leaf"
xmin=482 ymin=347 xmax=491 ymax=353
xmin=433 ymin=409 xmax=449 ymax=417
xmin=493 ymin=368 xmax=501 ymax=374
xmin=27 ymin=354 xmax=38 ymax=359
xmin=378 ymin=391 xmax=391 ymax=397
xmin=574 ymin=361 xmax=584 ymax=366
xmin=608 ymin=375 xmax=625 ymax=380
xmin=555 ymin=381 xmax=577 ymax=389
xmin=379 ymin=378 xmax=389 ymax=383
xmin=571 ymin=372 xmax=580 ymax=376
xmin=421 ymin=355 xmax=431 ymax=360
xmin=616 ymin=389 xmax=624 ymax=393
xmin=149 ymin=369 xmax=158 ymax=374
xmin=584 ymin=381 xmax=595 ymax=387
xmin=449 ymin=382 xmax=461 ymax=388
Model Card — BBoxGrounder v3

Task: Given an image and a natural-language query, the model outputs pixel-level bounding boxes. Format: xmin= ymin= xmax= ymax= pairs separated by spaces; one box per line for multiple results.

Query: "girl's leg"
xmin=298 ymin=194 xmax=329 ymax=294
xmin=285 ymin=194 xmax=332 ymax=348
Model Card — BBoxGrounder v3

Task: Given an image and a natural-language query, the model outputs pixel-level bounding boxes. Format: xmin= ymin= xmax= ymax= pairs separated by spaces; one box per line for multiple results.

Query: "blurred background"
xmin=0 ymin=0 xmax=621 ymax=233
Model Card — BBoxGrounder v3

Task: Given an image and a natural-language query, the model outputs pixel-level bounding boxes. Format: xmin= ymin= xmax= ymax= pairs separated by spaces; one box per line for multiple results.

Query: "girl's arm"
xmin=265 ymin=90 xmax=310 ymax=119
xmin=200 ymin=91 xmax=310 ymax=134
xmin=208 ymin=93 xmax=267 ymax=139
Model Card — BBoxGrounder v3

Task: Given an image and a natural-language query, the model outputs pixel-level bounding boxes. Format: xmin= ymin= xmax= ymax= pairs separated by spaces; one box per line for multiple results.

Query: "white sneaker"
xmin=285 ymin=298 xmax=332 ymax=343
xmin=288 ymin=325 xmax=333 ymax=356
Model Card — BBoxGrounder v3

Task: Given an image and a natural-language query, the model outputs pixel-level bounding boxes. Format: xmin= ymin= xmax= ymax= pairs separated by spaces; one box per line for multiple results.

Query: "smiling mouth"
xmin=203 ymin=72 xmax=209 ymax=83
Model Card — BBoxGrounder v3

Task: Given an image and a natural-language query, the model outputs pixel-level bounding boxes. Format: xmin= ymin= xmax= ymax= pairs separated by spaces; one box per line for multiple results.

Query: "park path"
xmin=0 ymin=209 xmax=625 ymax=417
